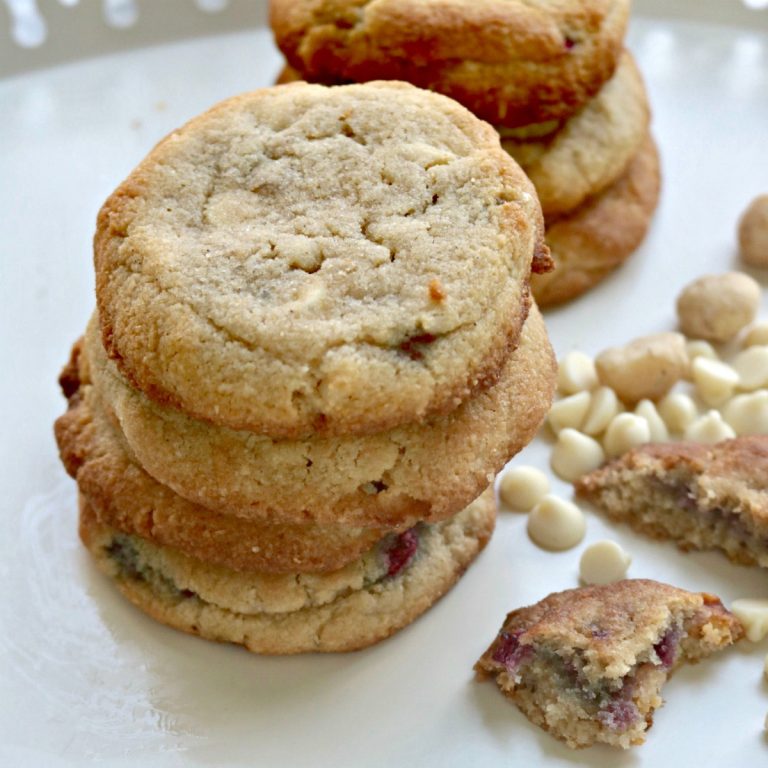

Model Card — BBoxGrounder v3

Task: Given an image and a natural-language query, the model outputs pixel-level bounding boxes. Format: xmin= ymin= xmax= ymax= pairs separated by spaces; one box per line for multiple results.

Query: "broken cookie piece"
xmin=575 ymin=436 xmax=768 ymax=568
xmin=475 ymin=580 xmax=742 ymax=749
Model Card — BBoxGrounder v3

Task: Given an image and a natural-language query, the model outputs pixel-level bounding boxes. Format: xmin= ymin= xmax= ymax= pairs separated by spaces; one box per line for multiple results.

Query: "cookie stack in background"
xmin=55 ymin=81 xmax=556 ymax=654
xmin=271 ymin=0 xmax=661 ymax=307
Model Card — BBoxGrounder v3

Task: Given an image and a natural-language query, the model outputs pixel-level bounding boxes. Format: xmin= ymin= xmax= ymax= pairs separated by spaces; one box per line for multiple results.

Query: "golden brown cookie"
xmin=475 ymin=580 xmax=742 ymax=749
xmin=500 ymin=51 xmax=650 ymax=217
xmin=576 ymin=436 xmax=768 ymax=568
xmin=55 ymin=345 xmax=394 ymax=574
xmin=94 ymin=81 xmax=545 ymax=438
xmin=270 ymin=0 xmax=630 ymax=128
xmin=79 ymin=488 xmax=496 ymax=654
xmin=85 ymin=305 xmax=555 ymax=527
xmin=532 ymin=134 xmax=661 ymax=308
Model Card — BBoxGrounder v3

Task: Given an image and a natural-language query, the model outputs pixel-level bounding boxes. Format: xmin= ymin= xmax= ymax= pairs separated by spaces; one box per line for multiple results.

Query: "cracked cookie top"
xmin=270 ymin=0 xmax=629 ymax=128
xmin=94 ymin=81 xmax=544 ymax=437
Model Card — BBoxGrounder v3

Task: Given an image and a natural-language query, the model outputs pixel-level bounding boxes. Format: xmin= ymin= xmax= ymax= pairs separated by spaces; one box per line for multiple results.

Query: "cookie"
xmin=85 ymin=305 xmax=555 ymax=527
xmin=55 ymin=344 xmax=394 ymax=574
xmin=94 ymin=81 xmax=546 ymax=438
xmin=475 ymin=580 xmax=742 ymax=749
xmin=576 ymin=436 xmax=768 ymax=569
xmin=532 ymin=133 xmax=661 ymax=308
xmin=500 ymin=51 xmax=650 ymax=217
xmin=270 ymin=0 xmax=630 ymax=128
xmin=79 ymin=487 xmax=496 ymax=654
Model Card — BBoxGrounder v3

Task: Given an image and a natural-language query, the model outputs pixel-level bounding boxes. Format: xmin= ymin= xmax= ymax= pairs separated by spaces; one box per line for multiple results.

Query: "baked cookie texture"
xmin=532 ymin=133 xmax=661 ymax=308
xmin=79 ymin=487 xmax=496 ymax=654
xmin=500 ymin=50 xmax=650 ymax=217
xmin=94 ymin=80 xmax=546 ymax=438
xmin=270 ymin=0 xmax=630 ymax=128
xmin=84 ymin=306 xmax=555 ymax=527
xmin=57 ymin=384 xmax=392 ymax=575
xmin=576 ymin=437 xmax=768 ymax=569
xmin=475 ymin=580 xmax=743 ymax=749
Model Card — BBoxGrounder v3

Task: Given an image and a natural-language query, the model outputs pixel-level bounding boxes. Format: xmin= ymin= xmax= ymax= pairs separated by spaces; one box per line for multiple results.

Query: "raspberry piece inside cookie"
xmin=475 ymin=580 xmax=742 ymax=749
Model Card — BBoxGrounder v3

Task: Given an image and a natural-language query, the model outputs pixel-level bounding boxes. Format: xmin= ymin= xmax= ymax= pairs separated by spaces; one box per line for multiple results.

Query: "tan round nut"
xmin=692 ymin=357 xmax=739 ymax=406
xmin=738 ymin=194 xmax=768 ymax=267
xmin=547 ymin=391 xmax=591 ymax=435
xmin=732 ymin=346 xmax=768 ymax=391
xmin=557 ymin=351 xmax=598 ymax=395
xmin=658 ymin=392 xmax=698 ymax=434
xmin=676 ymin=272 xmax=761 ymax=342
xmin=550 ymin=428 xmax=605 ymax=483
xmin=581 ymin=387 xmax=623 ymax=436
xmin=527 ymin=495 xmax=586 ymax=551
xmin=723 ymin=391 xmax=768 ymax=435
xmin=730 ymin=598 xmax=768 ymax=643
xmin=634 ymin=399 xmax=669 ymax=442
xmin=684 ymin=410 xmax=736 ymax=444
xmin=579 ymin=540 xmax=632 ymax=585
xmin=603 ymin=413 xmax=651 ymax=457
xmin=595 ymin=333 xmax=688 ymax=404
xmin=498 ymin=466 xmax=549 ymax=512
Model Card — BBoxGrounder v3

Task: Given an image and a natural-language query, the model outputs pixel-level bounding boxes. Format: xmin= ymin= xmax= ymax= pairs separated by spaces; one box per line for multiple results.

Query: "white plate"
xmin=2 ymin=7 xmax=768 ymax=767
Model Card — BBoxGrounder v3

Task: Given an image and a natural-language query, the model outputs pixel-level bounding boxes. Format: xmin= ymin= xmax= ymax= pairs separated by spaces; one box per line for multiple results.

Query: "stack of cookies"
xmin=55 ymin=81 xmax=556 ymax=654
xmin=271 ymin=0 xmax=661 ymax=307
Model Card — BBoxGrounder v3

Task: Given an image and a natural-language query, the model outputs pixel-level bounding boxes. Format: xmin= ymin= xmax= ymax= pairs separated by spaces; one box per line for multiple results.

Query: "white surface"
xmin=2 ymin=12 xmax=768 ymax=768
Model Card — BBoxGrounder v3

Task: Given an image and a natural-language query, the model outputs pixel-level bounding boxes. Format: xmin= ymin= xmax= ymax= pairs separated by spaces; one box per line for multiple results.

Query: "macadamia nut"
xmin=634 ymin=399 xmax=669 ymax=442
xmin=603 ymin=413 xmax=651 ymax=457
xmin=595 ymin=332 xmax=688 ymax=404
xmin=658 ymin=392 xmax=698 ymax=434
xmin=527 ymin=495 xmax=586 ymax=551
xmin=723 ymin=391 xmax=768 ymax=435
xmin=738 ymin=194 xmax=768 ymax=267
xmin=684 ymin=410 xmax=736 ymax=444
xmin=733 ymin=346 xmax=768 ymax=391
xmin=547 ymin=391 xmax=590 ymax=434
xmin=730 ymin=598 xmax=768 ymax=642
xmin=581 ymin=387 xmax=623 ymax=436
xmin=550 ymin=429 xmax=605 ymax=482
xmin=558 ymin=351 xmax=598 ymax=395
xmin=499 ymin=466 xmax=549 ymax=512
xmin=579 ymin=540 xmax=632 ymax=585
xmin=676 ymin=272 xmax=760 ymax=342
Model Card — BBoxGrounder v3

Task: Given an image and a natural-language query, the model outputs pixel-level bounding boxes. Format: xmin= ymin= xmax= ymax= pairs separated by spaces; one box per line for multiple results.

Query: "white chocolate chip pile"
xmin=579 ymin=540 xmax=632 ymax=585
xmin=540 ymin=271 xmax=768 ymax=486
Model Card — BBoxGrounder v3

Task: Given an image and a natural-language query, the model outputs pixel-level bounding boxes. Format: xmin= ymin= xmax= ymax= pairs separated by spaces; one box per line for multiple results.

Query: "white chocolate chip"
xmin=692 ymin=357 xmax=739 ymax=406
xmin=558 ymin=351 xmax=598 ymax=395
xmin=733 ymin=346 xmax=768 ymax=391
xmin=579 ymin=540 xmax=632 ymax=585
xmin=684 ymin=410 xmax=736 ymax=444
xmin=582 ymin=387 xmax=623 ymax=436
xmin=738 ymin=194 xmax=768 ymax=268
xmin=595 ymin=333 xmax=688 ymax=404
xmin=547 ymin=391 xmax=591 ymax=435
xmin=603 ymin=413 xmax=652 ymax=457
xmin=723 ymin=391 xmax=768 ymax=435
xmin=743 ymin=321 xmax=768 ymax=348
xmin=498 ymin=466 xmax=549 ymax=512
xmin=685 ymin=339 xmax=719 ymax=367
xmin=658 ymin=392 xmax=698 ymax=434
xmin=730 ymin=598 xmax=768 ymax=642
xmin=676 ymin=272 xmax=761 ymax=342
xmin=550 ymin=429 xmax=606 ymax=483
xmin=527 ymin=495 xmax=586 ymax=551
xmin=634 ymin=400 xmax=669 ymax=442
